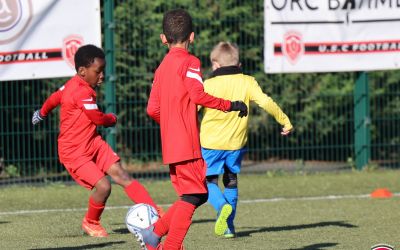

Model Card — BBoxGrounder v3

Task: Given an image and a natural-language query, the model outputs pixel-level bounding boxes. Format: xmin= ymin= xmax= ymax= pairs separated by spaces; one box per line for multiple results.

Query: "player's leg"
xmin=136 ymin=159 xmax=206 ymax=249
xmin=222 ymin=148 xmax=245 ymax=238
xmin=162 ymin=159 xmax=208 ymax=249
xmin=207 ymin=174 xmax=232 ymax=236
xmin=67 ymin=161 xmax=111 ymax=237
xmin=106 ymin=162 xmax=162 ymax=215
xmin=201 ymin=148 xmax=229 ymax=212
xmin=93 ymin=139 xmax=162 ymax=216
xmin=90 ymin=175 xmax=111 ymax=218
xmin=222 ymin=169 xmax=238 ymax=238
xmin=206 ymin=175 xmax=225 ymax=213
xmin=133 ymin=165 xmax=186 ymax=250
xmin=202 ymin=148 xmax=233 ymax=236
xmin=135 ymin=202 xmax=178 ymax=250
xmin=135 ymin=196 xmax=196 ymax=250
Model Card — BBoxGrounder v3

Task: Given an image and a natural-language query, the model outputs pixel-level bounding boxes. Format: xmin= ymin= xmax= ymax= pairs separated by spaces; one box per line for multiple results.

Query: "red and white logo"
xmin=62 ymin=35 xmax=83 ymax=68
xmin=282 ymin=31 xmax=304 ymax=65
xmin=0 ymin=0 xmax=33 ymax=45
xmin=371 ymin=244 xmax=394 ymax=250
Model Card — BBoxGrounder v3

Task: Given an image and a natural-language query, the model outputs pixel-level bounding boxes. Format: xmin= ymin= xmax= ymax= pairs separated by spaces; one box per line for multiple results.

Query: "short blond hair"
xmin=210 ymin=42 xmax=239 ymax=67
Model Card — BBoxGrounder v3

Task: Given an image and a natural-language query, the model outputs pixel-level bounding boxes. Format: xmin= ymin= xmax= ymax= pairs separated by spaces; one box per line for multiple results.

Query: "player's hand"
xmin=32 ymin=110 xmax=44 ymax=125
xmin=229 ymin=101 xmax=248 ymax=118
xmin=281 ymin=125 xmax=293 ymax=136
xmin=110 ymin=113 xmax=118 ymax=124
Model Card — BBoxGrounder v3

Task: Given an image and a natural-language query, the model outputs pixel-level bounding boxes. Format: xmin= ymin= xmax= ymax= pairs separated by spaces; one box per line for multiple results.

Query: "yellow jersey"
xmin=200 ymin=66 xmax=292 ymax=150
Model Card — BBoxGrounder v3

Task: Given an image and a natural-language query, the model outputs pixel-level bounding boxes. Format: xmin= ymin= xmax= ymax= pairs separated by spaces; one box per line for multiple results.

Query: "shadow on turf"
xmin=287 ymin=243 xmax=338 ymax=250
xmin=192 ymin=219 xmax=215 ymax=224
xmin=111 ymin=220 xmax=217 ymax=234
xmin=113 ymin=227 xmax=130 ymax=234
xmin=29 ymin=241 xmax=126 ymax=250
xmin=236 ymin=220 xmax=357 ymax=238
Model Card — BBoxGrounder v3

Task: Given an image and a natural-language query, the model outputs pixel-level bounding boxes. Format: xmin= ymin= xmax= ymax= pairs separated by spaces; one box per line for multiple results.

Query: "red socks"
xmin=124 ymin=180 xmax=157 ymax=208
xmin=162 ymin=200 xmax=196 ymax=250
xmin=86 ymin=196 xmax=105 ymax=221
xmin=153 ymin=202 xmax=179 ymax=237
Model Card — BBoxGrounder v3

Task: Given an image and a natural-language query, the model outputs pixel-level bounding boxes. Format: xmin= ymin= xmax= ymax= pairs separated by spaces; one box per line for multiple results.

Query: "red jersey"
xmin=147 ymin=47 xmax=231 ymax=164
xmin=40 ymin=75 xmax=116 ymax=164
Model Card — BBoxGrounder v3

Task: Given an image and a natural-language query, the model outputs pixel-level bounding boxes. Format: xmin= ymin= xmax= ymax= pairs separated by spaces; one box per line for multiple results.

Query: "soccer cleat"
xmin=133 ymin=226 xmax=160 ymax=250
xmin=214 ymin=204 xmax=233 ymax=236
xmin=82 ymin=217 xmax=108 ymax=237
xmin=224 ymin=227 xmax=236 ymax=238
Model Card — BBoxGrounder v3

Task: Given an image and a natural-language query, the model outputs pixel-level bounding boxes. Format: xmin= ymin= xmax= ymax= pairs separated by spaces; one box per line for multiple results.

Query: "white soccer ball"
xmin=125 ymin=203 xmax=159 ymax=234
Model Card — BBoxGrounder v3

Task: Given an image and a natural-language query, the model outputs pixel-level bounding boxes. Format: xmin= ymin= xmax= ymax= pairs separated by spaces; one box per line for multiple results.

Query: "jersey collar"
xmin=73 ymin=74 xmax=95 ymax=93
xmin=210 ymin=66 xmax=243 ymax=78
xmin=169 ymin=47 xmax=189 ymax=54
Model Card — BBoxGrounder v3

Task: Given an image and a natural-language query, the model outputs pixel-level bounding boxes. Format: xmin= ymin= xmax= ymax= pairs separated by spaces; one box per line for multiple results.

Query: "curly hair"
xmin=162 ymin=9 xmax=193 ymax=44
xmin=74 ymin=44 xmax=105 ymax=72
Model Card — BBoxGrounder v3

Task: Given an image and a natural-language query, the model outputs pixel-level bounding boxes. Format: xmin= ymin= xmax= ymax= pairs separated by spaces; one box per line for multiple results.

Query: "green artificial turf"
xmin=0 ymin=170 xmax=399 ymax=249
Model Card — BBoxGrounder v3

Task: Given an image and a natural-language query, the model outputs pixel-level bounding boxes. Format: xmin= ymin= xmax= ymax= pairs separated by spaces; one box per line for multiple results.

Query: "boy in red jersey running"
xmin=135 ymin=9 xmax=248 ymax=250
xmin=32 ymin=44 xmax=161 ymax=238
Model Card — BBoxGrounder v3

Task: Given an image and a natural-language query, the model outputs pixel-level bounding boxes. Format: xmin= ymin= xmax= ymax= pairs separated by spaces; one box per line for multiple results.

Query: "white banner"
xmin=0 ymin=0 xmax=101 ymax=81
xmin=264 ymin=0 xmax=400 ymax=73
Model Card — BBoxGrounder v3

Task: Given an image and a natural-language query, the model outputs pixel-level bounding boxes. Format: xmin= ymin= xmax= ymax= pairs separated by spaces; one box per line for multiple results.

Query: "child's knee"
xmin=223 ymin=172 xmax=237 ymax=188
xmin=95 ymin=177 xmax=112 ymax=195
xmin=181 ymin=193 xmax=208 ymax=207
xmin=206 ymin=175 xmax=218 ymax=185
xmin=108 ymin=164 xmax=132 ymax=185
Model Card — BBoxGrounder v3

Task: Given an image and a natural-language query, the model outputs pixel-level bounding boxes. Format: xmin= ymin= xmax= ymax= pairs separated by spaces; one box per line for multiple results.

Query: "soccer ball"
xmin=125 ymin=203 xmax=159 ymax=234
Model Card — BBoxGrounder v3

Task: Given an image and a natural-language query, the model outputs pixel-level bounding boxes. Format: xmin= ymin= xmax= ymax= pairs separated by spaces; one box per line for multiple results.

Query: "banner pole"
xmin=104 ymin=0 xmax=116 ymax=150
xmin=353 ymin=71 xmax=371 ymax=170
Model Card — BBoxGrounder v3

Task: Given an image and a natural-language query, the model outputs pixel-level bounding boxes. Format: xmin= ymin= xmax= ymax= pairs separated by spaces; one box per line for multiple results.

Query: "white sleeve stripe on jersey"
xmin=81 ymin=97 xmax=94 ymax=102
xmin=59 ymin=85 xmax=65 ymax=91
xmin=83 ymin=104 xmax=98 ymax=110
xmin=188 ymin=67 xmax=200 ymax=72
xmin=186 ymin=71 xmax=203 ymax=84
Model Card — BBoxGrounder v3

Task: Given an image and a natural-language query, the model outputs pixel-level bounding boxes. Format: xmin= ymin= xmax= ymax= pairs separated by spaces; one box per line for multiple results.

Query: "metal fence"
xmin=1 ymin=1 xmax=399 ymax=185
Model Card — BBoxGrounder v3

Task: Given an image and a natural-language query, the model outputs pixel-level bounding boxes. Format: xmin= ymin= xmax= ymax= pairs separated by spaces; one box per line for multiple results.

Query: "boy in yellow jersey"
xmin=200 ymin=42 xmax=293 ymax=238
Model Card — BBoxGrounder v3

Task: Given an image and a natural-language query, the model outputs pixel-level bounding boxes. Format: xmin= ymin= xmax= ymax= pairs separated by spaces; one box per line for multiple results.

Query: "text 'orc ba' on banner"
xmin=264 ymin=0 xmax=400 ymax=73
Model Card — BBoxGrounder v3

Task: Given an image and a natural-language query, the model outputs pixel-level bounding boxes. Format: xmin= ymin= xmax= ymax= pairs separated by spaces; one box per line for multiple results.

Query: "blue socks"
xmin=207 ymin=182 xmax=226 ymax=212
xmin=207 ymin=182 xmax=238 ymax=232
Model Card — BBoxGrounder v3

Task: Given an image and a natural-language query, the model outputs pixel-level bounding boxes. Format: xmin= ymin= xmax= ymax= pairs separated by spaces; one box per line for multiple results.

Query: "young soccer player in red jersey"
xmin=32 ymin=44 xmax=161 ymax=238
xmin=135 ymin=9 xmax=248 ymax=250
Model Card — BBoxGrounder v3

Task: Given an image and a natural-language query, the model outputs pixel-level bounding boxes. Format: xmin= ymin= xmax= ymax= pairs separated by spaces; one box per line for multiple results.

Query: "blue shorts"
xmin=201 ymin=147 xmax=246 ymax=176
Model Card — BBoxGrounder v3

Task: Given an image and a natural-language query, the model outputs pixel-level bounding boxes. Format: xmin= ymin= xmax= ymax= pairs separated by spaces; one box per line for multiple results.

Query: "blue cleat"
xmin=224 ymin=227 xmax=236 ymax=238
xmin=133 ymin=226 xmax=160 ymax=250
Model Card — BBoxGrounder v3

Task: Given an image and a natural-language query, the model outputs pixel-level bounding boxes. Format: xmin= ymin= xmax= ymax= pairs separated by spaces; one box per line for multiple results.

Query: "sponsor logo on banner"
xmin=371 ymin=244 xmax=394 ymax=250
xmin=0 ymin=0 xmax=33 ymax=45
xmin=282 ymin=31 xmax=303 ymax=64
xmin=62 ymin=35 xmax=84 ymax=69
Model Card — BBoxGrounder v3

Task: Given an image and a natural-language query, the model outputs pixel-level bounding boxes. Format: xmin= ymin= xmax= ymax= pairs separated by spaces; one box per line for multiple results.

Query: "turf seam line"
xmin=1 ymin=193 xmax=399 ymax=216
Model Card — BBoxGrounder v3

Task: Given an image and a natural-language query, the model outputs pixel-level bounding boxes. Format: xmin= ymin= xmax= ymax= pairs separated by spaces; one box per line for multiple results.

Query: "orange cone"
xmin=370 ymin=188 xmax=392 ymax=198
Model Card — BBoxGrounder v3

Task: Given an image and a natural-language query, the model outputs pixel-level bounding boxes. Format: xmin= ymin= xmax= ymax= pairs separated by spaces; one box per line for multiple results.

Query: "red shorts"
xmin=63 ymin=139 xmax=120 ymax=190
xmin=169 ymin=158 xmax=208 ymax=196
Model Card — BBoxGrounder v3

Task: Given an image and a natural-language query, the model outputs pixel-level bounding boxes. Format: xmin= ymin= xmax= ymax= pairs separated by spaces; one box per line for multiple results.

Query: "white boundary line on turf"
xmin=1 ymin=193 xmax=399 ymax=216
